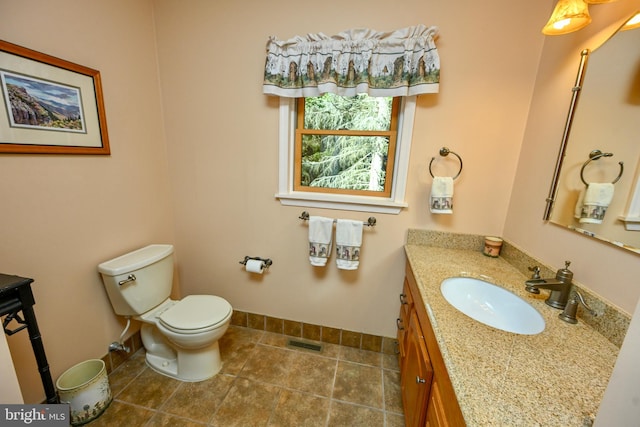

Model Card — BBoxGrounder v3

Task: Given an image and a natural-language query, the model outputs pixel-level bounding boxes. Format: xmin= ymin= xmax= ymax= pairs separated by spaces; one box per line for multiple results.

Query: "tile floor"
xmin=90 ymin=326 xmax=405 ymax=426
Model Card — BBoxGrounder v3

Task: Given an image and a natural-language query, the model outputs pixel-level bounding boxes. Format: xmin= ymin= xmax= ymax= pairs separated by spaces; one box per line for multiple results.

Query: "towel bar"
xmin=298 ymin=211 xmax=376 ymax=227
xmin=580 ymin=150 xmax=624 ymax=186
xmin=428 ymin=147 xmax=463 ymax=180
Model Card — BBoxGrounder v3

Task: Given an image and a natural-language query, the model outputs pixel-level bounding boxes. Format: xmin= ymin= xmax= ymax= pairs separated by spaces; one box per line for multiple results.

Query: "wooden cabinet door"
xmin=401 ymin=309 xmax=433 ymax=427
xmin=425 ymin=378 xmax=449 ymax=427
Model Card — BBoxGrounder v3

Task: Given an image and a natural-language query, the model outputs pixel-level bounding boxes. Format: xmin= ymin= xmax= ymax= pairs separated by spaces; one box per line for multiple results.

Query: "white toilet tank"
xmin=98 ymin=244 xmax=175 ymax=316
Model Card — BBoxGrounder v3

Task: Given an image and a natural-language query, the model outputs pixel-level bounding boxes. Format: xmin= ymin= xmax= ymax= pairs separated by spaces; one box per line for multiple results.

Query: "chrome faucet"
xmin=525 ymin=261 xmax=574 ymax=309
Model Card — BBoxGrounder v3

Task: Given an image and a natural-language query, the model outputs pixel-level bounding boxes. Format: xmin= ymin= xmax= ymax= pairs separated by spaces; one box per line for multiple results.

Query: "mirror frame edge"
xmin=543 ymin=49 xmax=591 ymax=221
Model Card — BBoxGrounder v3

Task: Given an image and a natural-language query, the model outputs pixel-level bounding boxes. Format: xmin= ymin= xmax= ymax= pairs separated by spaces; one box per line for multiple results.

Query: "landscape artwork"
xmin=1 ymin=71 xmax=85 ymax=133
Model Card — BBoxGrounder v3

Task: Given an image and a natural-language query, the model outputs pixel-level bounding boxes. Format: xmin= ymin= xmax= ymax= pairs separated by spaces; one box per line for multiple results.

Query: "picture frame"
xmin=0 ymin=40 xmax=110 ymax=154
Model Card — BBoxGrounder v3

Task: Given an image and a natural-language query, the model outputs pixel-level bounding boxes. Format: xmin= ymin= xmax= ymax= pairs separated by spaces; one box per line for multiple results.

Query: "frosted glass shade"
xmin=542 ymin=0 xmax=592 ymax=35
xmin=621 ymin=12 xmax=640 ymax=31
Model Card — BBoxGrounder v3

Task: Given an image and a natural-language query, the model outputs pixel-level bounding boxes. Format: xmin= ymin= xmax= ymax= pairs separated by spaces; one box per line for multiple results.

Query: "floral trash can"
xmin=56 ymin=359 xmax=112 ymax=426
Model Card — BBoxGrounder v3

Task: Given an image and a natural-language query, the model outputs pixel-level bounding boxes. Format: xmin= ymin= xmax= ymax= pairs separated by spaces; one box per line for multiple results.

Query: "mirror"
xmin=547 ymin=14 xmax=640 ymax=254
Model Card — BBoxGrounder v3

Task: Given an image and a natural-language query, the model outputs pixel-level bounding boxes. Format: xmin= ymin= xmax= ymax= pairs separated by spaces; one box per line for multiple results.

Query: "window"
xmin=276 ymin=95 xmax=417 ymax=214
xmin=295 ymin=94 xmax=400 ymax=197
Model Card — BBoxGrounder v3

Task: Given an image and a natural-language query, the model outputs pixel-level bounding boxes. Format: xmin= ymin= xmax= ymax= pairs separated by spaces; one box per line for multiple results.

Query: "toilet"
xmin=97 ymin=244 xmax=232 ymax=382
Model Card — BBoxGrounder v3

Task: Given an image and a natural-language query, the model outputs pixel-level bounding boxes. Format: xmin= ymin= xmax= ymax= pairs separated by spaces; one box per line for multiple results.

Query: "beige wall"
xmin=152 ymin=0 xmax=548 ymax=338
xmin=2 ymin=0 xmax=638 ymax=405
xmin=0 ymin=0 xmax=174 ymax=402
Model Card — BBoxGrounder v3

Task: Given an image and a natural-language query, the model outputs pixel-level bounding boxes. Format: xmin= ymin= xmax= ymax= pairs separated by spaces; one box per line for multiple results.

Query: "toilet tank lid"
xmin=98 ymin=244 xmax=174 ymax=276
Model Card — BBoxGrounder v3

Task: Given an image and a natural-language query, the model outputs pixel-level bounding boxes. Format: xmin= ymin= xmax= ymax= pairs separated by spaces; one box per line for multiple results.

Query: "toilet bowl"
xmin=98 ymin=245 xmax=233 ymax=382
xmin=137 ymin=295 xmax=232 ymax=381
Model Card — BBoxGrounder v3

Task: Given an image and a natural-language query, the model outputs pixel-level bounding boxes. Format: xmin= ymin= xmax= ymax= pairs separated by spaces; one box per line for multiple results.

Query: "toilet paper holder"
xmin=239 ymin=256 xmax=273 ymax=269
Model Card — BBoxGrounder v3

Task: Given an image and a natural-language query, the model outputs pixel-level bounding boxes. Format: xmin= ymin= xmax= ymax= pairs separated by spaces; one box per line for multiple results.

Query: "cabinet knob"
xmin=396 ymin=318 xmax=404 ymax=330
xmin=416 ymin=376 xmax=427 ymax=384
xmin=399 ymin=293 xmax=407 ymax=305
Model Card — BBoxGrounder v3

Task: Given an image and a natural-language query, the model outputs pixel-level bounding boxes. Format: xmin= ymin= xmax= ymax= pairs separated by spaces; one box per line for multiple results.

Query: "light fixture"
xmin=621 ymin=12 xmax=640 ymax=31
xmin=542 ymin=0 xmax=592 ymax=35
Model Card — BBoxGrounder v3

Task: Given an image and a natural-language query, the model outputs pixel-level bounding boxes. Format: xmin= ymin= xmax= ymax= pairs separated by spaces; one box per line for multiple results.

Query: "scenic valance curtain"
xmin=263 ymin=25 xmax=440 ymax=98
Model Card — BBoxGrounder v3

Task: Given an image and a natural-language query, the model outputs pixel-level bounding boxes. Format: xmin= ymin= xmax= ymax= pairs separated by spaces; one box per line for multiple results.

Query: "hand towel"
xmin=335 ymin=219 xmax=363 ymax=270
xmin=579 ymin=183 xmax=615 ymax=224
xmin=309 ymin=216 xmax=333 ymax=266
xmin=574 ymin=188 xmax=586 ymax=219
xmin=430 ymin=176 xmax=454 ymax=214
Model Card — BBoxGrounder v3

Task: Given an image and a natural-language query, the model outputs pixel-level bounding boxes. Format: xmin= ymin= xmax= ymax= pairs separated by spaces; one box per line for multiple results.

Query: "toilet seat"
xmin=159 ymin=295 xmax=232 ymax=334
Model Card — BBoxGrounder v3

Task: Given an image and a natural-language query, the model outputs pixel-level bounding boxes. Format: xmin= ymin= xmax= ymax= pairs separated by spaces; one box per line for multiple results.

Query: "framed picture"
xmin=0 ymin=40 xmax=109 ymax=154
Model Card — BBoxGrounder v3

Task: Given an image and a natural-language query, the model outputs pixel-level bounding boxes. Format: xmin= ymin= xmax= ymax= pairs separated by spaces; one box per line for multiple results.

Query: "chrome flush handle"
xmin=118 ymin=274 xmax=136 ymax=286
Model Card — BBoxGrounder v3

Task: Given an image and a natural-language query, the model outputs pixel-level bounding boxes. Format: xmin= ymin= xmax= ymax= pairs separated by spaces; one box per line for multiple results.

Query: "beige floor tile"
xmin=332 ymin=361 xmax=383 ymax=409
xmin=260 ymin=331 xmax=290 ymax=347
xmin=219 ymin=327 xmax=261 ymax=375
xmin=328 ymin=401 xmax=385 ymax=426
xmin=108 ymin=350 xmax=147 ymax=397
xmin=219 ymin=341 xmax=255 ymax=375
xmin=383 ymin=369 xmax=403 ymax=414
xmin=339 ymin=346 xmax=383 ymax=367
xmin=147 ymin=412 xmax=208 ymax=426
xmin=285 ymin=352 xmax=337 ymax=397
xmin=238 ymin=344 xmax=293 ymax=386
xmin=89 ymin=400 xmax=154 ymax=427
xmin=161 ymin=374 xmax=235 ymax=422
xmin=116 ymin=367 xmax=181 ymax=409
xmin=224 ymin=325 xmax=264 ymax=343
xmin=209 ymin=377 xmax=281 ymax=427
xmin=385 ymin=411 xmax=406 ymax=427
xmin=317 ymin=342 xmax=341 ymax=359
xmin=382 ymin=353 xmax=400 ymax=371
xmin=267 ymin=389 xmax=330 ymax=427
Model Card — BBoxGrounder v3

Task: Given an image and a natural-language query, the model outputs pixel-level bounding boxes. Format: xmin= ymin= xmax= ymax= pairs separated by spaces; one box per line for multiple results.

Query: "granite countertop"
xmin=405 ymin=244 xmax=620 ymax=426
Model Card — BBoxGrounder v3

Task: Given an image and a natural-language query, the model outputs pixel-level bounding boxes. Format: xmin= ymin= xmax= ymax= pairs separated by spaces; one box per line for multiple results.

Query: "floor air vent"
xmin=287 ymin=339 xmax=323 ymax=352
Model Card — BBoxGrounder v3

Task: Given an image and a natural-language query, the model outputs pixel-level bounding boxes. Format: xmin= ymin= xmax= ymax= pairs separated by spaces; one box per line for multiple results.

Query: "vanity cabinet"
xmin=398 ymin=263 xmax=466 ymax=427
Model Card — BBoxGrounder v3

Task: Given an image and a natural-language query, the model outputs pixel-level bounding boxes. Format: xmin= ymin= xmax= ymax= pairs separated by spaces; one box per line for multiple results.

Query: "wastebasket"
xmin=56 ymin=359 xmax=112 ymax=426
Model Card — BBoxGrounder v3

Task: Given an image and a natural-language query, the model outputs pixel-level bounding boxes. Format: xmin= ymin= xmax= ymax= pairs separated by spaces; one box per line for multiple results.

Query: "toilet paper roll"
xmin=245 ymin=259 xmax=264 ymax=274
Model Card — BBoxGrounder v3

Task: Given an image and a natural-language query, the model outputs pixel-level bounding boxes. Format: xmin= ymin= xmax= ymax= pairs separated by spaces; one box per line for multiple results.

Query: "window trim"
xmin=275 ymin=96 xmax=417 ymax=214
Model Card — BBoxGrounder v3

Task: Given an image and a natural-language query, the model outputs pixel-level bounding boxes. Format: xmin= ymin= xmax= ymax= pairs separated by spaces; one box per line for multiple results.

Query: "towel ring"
xmin=428 ymin=147 xmax=463 ymax=180
xmin=580 ymin=150 xmax=624 ymax=186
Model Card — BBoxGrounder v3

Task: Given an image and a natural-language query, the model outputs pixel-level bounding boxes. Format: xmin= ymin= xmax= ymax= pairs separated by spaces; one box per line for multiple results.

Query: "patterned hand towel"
xmin=579 ymin=183 xmax=615 ymax=224
xmin=430 ymin=176 xmax=454 ymax=214
xmin=309 ymin=216 xmax=334 ymax=266
xmin=574 ymin=188 xmax=586 ymax=219
xmin=336 ymin=219 xmax=363 ymax=270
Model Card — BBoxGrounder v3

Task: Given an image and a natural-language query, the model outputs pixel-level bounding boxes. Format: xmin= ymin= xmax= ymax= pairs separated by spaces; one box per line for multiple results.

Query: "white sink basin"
xmin=440 ymin=277 xmax=545 ymax=335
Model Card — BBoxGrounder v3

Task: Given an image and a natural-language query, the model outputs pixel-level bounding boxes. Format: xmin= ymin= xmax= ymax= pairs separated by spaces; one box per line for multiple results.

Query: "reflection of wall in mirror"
xmin=550 ymin=26 xmax=640 ymax=251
